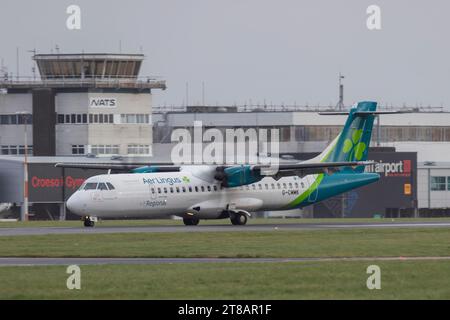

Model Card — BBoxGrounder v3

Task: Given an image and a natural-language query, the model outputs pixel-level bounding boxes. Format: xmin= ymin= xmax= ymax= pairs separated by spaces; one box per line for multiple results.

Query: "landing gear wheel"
xmin=183 ymin=217 xmax=200 ymax=226
xmin=83 ymin=216 xmax=95 ymax=227
xmin=230 ymin=212 xmax=248 ymax=226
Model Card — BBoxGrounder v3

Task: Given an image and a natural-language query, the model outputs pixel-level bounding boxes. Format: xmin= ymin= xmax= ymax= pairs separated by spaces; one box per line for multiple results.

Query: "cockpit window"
xmin=97 ymin=183 xmax=108 ymax=190
xmin=106 ymin=182 xmax=115 ymax=190
xmin=78 ymin=182 xmax=86 ymax=191
xmin=84 ymin=183 xmax=98 ymax=190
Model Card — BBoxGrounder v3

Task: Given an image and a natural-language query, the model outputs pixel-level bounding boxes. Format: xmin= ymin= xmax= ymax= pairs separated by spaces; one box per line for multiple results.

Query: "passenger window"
xmin=175 ymin=187 xmax=180 ymax=193
xmin=213 ymin=185 xmax=218 ymax=191
xmin=170 ymin=187 xmax=174 ymax=193
xmin=182 ymin=186 xmax=186 ymax=193
xmin=301 ymin=182 xmax=305 ymax=188
xmin=294 ymin=183 xmax=298 ymax=188
xmin=106 ymin=182 xmax=115 ymax=190
xmin=84 ymin=183 xmax=98 ymax=190
xmin=252 ymin=185 xmax=256 ymax=190
xmin=163 ymin=187 xmax=168 ymax=194
xmin=207 ymin=185 xmax=211 ymax=192
xmin=258 ymin=184 xmax=262 ymax=190
xmin=195 ymin=186 xmax=199 ymax=192
xmin=271 ymin=183 xmax=275 ymax=189
xmin=98 ymin=183 xmax=108 ymax=190
xmin=189 ymin=186 xmax=193 ymax=192
xmin=157 ymin=187 xmax=161 ymax=194
xmin=201 ymin=186 xmax=205 ymax=192
xmin=265 ymin=184 xmax=268 ymax=190
xmin=151 ymin=188 xmax=155 ymax=194
xmin=289 ymin=183 xmax=293 ymax=189
xmin=283 ymin=183 xmax=287 ymax=189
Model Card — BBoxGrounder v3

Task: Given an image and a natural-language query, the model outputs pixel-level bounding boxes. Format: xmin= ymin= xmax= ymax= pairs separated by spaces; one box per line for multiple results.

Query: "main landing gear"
xmin=229 ymin=211 xmax=248 ymax=226
xmin=183 ymin=217 xmax=200 ymax=226
xmin=83 ymin=215 xmax=95 ymax=227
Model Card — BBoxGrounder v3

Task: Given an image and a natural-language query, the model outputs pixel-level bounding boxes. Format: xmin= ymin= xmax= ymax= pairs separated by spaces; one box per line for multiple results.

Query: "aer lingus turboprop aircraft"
xmin=60 ymin=101 xmax=392 ymax=227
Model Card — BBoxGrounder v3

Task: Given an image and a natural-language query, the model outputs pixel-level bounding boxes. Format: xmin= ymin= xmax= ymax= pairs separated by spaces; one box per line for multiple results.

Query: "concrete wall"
xmin=0 ymin=93 xmax=33 ymax=146
xmin=0 ymin=158 xmax=24 ymax=203
xmin=55 ymin=91 xmax=152 ymax=156
xmin=418 ymin=167 xmax=450 ymax=208
xmin=87 ymin=92 xmax=152 ymax=155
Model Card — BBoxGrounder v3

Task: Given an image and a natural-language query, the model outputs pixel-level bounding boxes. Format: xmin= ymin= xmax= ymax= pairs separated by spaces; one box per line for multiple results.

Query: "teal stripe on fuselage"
xmin=287 ymin=172 xmax=379 ymax=209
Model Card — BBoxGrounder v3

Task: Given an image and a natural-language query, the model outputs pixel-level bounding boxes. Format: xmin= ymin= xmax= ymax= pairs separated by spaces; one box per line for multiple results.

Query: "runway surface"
xmin=1 ymin=256 xmax=450 ymax=266
xmin=1 ymin=221 xmax=450 ymax=236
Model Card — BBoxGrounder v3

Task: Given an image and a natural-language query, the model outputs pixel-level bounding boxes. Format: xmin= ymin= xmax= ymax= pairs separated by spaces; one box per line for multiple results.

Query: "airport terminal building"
xmin=0 ymin=53 xmax=165 ymax=157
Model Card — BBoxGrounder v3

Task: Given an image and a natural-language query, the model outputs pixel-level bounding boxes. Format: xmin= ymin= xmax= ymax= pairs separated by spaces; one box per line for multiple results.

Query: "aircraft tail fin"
xmin=312 ymin=101 xmax=377 ymax=172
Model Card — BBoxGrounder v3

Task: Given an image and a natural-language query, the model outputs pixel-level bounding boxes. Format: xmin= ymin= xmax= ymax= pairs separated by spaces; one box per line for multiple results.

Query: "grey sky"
xmin=1 ymin=0 xmax=449 ymax=108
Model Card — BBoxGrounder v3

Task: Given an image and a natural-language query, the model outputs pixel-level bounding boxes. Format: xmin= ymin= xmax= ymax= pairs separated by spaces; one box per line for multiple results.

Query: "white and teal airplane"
xmin=62 ymin=101 xmax=389 ymax=227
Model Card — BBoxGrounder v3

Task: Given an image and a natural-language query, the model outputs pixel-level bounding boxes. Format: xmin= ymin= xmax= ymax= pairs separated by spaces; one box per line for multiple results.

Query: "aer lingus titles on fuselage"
xmin=61 ymin=101 xmax=396 ymax=227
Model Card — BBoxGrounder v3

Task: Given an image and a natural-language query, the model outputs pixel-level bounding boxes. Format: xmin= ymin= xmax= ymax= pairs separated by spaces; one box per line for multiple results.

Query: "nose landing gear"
xmin=83 ymin=216 xmax=95 ymax=227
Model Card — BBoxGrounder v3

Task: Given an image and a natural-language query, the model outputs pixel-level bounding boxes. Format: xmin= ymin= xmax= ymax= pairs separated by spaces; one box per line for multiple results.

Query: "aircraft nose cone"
xmin=66 ymin=193 xmax=82 ymax=215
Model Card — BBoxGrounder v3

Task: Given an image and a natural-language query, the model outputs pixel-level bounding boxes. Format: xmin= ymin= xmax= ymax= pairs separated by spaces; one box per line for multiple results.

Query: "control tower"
xmin=0 ymin=53 xmax=165 ymax=156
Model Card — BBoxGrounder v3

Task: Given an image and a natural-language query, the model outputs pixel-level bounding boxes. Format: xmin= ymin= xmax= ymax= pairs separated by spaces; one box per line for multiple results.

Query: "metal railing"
xmin=0 ymin=75 xmax=166 ymax=90
xmin=153 ymin=104 xmax=442 ymax=114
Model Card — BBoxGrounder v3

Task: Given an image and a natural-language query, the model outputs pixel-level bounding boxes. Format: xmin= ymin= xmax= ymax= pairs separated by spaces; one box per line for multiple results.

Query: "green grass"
xmin=1 ymin=217 xmax=450 ymax=228
xmin=1 ymin=260 xmax=449 ymax=299
xmin=1 ymin=228 xmax=450 ymax=258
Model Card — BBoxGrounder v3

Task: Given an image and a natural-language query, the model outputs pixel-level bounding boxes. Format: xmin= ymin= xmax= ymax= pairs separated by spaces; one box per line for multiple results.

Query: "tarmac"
xmin=1 ymin=221 xmax=450 ymax=237
xmin=1 ymin=256 xmax=450 ymax=266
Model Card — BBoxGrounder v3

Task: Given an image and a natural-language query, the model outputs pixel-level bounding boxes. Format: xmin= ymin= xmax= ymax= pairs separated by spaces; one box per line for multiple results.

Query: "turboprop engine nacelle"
xmin=214 ymin=165 xmax=263 ymax=188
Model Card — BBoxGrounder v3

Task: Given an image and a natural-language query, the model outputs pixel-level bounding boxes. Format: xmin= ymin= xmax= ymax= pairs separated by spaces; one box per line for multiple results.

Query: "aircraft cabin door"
xmin=307 ymin=175 xmax=319 ymax=202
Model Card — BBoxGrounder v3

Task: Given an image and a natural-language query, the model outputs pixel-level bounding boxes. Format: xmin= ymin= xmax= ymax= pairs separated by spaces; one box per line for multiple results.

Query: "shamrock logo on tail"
xmin=342 ymin=129 xmax=366 ymax=161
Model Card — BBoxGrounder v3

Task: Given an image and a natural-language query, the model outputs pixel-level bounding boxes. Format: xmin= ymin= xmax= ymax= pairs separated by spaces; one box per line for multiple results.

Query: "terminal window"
xmin=58 ymin=113 xmax=88 ymax=124
xmin=127 ymin=144 xmax=150 ymax=154
xmin=120 ymin=114 xmax=150 ymax=124
xmin=91 ymin=144 xmax=120 ymax=155
xmin=1 ymin=145 xmax=33 ymax=155
xmin=0 ymin=114 xmax=32 ymax=125
xmin=71 ymin=145 xmax=85 ymax=155
xmin=58 ymin=113 xmax=114 ymax=124
xmin=430 ymin=176 xmax=446 ymax=191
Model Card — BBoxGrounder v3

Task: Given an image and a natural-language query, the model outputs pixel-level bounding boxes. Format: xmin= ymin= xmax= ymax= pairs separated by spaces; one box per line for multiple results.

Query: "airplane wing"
xmin=214 ymin=161 xmax=374 ymax=187
xmin=55 ymin=160 xmax=373 ymax=187
xmin=253 ymin=161 xmax=373 ymax=178
xmin=54 ymin=163 xmax=180 ymax=173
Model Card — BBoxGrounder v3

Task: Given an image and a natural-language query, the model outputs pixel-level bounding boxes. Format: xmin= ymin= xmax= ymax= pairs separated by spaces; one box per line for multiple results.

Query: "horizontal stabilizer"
xmin=318 ymin=111 xmax=406 ymax=116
